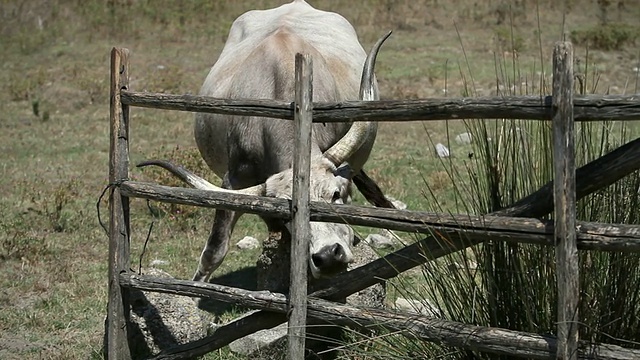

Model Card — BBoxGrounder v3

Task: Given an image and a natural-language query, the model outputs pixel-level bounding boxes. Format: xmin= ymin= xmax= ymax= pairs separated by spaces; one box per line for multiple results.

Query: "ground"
xmin=0 ymin=0 xmax=638 ymax=359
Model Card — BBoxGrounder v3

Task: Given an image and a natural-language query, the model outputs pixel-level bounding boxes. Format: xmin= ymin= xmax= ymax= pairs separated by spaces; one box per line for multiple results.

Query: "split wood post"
xmin=289 ymin=53 xmax=313 ymax=360
xmin=552 ymin=41 xmax=578 ymax=360
xmin=108 ymin=47 xmax=132 ymax=360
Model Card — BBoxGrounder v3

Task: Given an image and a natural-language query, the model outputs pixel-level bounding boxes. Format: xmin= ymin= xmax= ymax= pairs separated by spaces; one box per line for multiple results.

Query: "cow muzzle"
xmin=311 ymin=243 xmax=350 ymax=276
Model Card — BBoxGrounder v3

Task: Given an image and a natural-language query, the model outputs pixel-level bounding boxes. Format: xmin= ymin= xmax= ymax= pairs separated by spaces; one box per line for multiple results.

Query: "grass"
xmin=0 ymin=0 xmax=639 ymax=359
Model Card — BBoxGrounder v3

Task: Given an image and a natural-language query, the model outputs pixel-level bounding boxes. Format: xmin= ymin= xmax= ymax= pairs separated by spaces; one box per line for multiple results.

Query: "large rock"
xmin=227 ymin=231 xmax=387 ymax=358
xmin=347 ymin=241 xmax=386 ymax=309
xmin=229 ymin=313 xmax=288 ymax=356
xmin=128 ymin=268 xmax=215 ymax=356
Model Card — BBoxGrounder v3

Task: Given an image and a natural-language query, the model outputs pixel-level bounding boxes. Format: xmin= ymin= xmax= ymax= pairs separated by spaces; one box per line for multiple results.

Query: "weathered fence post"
xmin=289 ymin=53 xmax=313 ymax=359
xmin=552 ymin=41 xmax=578 ymax=360
xmin=108 ymin=47 xmax=132 ymax=360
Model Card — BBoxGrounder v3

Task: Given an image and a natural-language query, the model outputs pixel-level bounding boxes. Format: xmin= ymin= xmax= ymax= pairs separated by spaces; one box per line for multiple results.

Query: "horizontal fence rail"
xmin=120 ymin=273 xmax=640 ymax=360
xmin=121 ymin=90 xmax=640 ymax=122
xmin=119 ymin=181 xmax=640 ymax=252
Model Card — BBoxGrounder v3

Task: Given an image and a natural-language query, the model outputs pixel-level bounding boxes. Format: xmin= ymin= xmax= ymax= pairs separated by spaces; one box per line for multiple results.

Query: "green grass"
xmin=1 ymin=0 xmax=639 ymax=359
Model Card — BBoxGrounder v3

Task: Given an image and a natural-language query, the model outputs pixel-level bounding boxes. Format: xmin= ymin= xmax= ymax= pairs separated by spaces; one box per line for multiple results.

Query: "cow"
xmin=139 ymin=0 xmax=390 ymax=282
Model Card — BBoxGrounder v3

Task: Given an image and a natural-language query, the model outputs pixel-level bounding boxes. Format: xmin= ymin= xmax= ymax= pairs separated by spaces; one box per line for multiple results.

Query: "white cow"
xmin=140 ymin=0 xmax=390 ymax=281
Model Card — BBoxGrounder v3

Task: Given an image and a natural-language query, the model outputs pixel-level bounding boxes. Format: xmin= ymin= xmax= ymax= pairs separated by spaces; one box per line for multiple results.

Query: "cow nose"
xmin=311 ymin=243 xmax=348 ymax=274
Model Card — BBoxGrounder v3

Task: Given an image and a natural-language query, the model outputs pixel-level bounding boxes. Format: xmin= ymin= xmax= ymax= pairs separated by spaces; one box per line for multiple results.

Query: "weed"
xmin=0 ymin=230 xmax=50 ymax=263
xmin=7 ymin=67 xmax=47 ymax=102
xmin=43 ymin=179 xmax=81 ymax=233
xmin=493 ymin=26 xmax=526 ymax=53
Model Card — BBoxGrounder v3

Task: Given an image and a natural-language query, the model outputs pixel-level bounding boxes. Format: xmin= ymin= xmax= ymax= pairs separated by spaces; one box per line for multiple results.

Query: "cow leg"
xmin=192 ymin=208 xmax=241 ymax=282
xmin=192 ymin=173 xmax=243 ymax=282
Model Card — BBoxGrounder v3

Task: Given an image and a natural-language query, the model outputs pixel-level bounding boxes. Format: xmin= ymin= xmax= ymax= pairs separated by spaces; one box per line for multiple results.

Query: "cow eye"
xmin=331 ymin=191 xmax=341 ymax=202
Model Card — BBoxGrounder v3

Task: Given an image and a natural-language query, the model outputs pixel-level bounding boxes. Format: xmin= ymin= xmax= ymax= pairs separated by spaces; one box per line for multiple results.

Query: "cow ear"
xmin=333 ymin=163 xmax=354 ymax=180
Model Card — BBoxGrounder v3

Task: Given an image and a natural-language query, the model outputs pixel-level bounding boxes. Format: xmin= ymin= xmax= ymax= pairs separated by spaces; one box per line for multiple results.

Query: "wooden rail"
xmin=118 ymin=181 xmax=640 ymax=251
xmin=120 ymin=90 xmax=640 ymax=122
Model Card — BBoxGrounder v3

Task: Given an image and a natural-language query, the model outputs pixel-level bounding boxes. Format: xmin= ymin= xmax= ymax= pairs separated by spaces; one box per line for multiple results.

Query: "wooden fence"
xmin=107 ymin=42 xmax=640 ymax=360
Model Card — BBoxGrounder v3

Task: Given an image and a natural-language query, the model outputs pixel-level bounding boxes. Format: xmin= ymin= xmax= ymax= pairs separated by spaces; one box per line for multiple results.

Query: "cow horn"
xmin=137 ymin=160 xmax=266 ymax=196
xmin=323 ymin=30 xmax=392 ymax=166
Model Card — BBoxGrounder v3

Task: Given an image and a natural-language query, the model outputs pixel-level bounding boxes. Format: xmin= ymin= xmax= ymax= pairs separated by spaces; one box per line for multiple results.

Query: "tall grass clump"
xmin=338 ymin=19 xmax=639 ymax=360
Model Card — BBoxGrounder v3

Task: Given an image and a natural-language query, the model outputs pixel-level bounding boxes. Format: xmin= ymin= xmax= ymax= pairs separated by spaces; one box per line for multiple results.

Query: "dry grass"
xmin=0 ymin=0 xmax=638 ymax=359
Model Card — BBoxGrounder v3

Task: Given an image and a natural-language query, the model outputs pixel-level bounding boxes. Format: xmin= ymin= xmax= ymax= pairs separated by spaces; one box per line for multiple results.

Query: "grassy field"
xmin=1 ymin=0 xmax=639 ymax=358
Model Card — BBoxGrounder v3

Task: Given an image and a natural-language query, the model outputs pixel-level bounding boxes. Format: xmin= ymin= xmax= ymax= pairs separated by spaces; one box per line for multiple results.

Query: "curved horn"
xmin=323 ymin=30 xmax=392 ymax=166
xmin=137 ymin=160 xmax=265 ymax=196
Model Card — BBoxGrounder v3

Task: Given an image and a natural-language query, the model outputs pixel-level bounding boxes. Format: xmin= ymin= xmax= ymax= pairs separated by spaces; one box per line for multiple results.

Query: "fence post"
xmin=107 ymin=47 xmax=132 ymax=360
xmin=552 ymin=41 xmax=578 ymax=360
xmin=289 ymin=53 xmax=313 ymax=359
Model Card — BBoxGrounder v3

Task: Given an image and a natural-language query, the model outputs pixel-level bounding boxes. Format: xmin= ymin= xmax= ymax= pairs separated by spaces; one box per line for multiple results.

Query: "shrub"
xmin=570 ymin=23 xmax=639 ymax=50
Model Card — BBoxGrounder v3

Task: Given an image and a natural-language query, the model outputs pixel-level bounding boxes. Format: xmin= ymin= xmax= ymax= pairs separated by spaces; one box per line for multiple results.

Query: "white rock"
xmin=236 ymin=236 xmax=260 ymax=250
xmin=150 ymin=259 xmax=169 ymax=267
xmin=435 ymin=143 xmax=450 ymax=158
xmin=455 ymin=132 xmax=473 ymax=145
xmin=394 ymin=297 xmax=441 ymax=317
xmin=364 ymin=233 xmax=396 ymax=249
xmin=385 ymin=195 xmax=407 ymax=210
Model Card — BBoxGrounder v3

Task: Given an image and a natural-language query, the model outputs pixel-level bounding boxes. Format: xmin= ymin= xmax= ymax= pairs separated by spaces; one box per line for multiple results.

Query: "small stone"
xmin=448 ymin=260 xmax=478 ymax=272
xmin=150 ymin=259 xmax=169 ymax=267
xmin=385 ymin=196 xmax=407 ymax=210
xmin=455 ymin=132 xmax=472 ymax=145
xmin=237 ymin=236 xmax=260 ymax=250
xmin=364 ymin=233 xmax=396 ymax=249
xmin=435 ymin=143 xmax=450 ymax=158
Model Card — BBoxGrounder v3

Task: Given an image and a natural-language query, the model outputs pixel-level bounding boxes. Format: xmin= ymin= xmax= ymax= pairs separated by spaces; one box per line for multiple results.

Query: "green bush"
xmin=571 ymin=23 xmax=639 ymax=50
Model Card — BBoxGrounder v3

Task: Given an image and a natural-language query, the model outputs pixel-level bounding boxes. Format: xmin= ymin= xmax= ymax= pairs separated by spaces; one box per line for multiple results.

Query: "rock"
xmin=128 ymin=268 xmax=215 ymax=356
xmin=435 ymin=143 xmax=450 ymax=158
xmin=237 ymin=236 xmax=260 ymax=250
xmin=228 ymin=315 xmax=288 ymax=355
xmin=149 ymin=259 xmax=169 ymax=267
xmin=364 ymin=233 xmax=396 ymax=249
xmin=455 ymin=132 xmax=473 ymax=144
xmin=394 ymin=297 xmax=441 ymax=317
xmin=385 ymin=195 xmax=407 ymax=210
